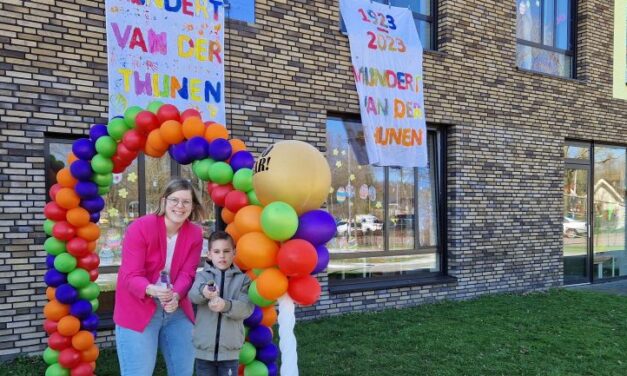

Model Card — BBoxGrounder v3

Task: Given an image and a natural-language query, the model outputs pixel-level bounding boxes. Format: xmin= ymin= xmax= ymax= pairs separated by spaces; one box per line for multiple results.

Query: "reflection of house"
xmin=594 ymin=179 xmax=626 ymax=226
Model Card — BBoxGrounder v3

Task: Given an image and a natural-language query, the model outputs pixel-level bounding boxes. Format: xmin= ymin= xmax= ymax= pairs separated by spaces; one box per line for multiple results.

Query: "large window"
xmin=341 ymin=0 xmax=437 ymax=50
xmin=516 ymin=0 xmax=575 ymax=78
xmin=325 ymin=116 xmax=445 ymax=289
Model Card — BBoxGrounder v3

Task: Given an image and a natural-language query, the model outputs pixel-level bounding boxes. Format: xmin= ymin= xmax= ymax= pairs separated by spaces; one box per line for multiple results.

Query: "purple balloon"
xmin=75 ymin=181 xmax=99 ymax=199
xmin=70 ymin=160 xmax=93 ymax=181
xmin=70 ymin=300 xmax=93 ymax=319
xmin=312 ymin=245 xmax=330 ymax=274
xmin=169 ymin=142 xmax=193 ymax=165
xmin=257 ymin=343 xmax=278 ymax=364
xmin=44 ymin=269 xmax=67 ymax=287
xmin=81 ymin=314 xmax=99 ymax=331
xmin=81 ymin=196 xmax=105 ymax=213
xmin=230 ymin=151 xmax=255 ymax=171
xmin=209 ymin=138 xmax=232 ymax=161
xmin=244 ymin=306 xmax=263 ymax=327
xmin=46 ymin=254 xmax=56 ymax=269
xmin=89 ymin=124 xmax=109 ymax=141
xmin=267 ymin=363 xmax=278 ymax=376
xmin=293 ymin=210 xmax=337 ymax=245
xmin=248 ymin=325 xmax=272 ymax=347
xmin=186 ymin=137 xmax=209 ymax=160
xmin=72 ymin=138 xmax=96 ymax=161
xmin=55 ymin=284 xmax=78 ymax=304
xmin=89 ymin=212 xmax=100 ymax=223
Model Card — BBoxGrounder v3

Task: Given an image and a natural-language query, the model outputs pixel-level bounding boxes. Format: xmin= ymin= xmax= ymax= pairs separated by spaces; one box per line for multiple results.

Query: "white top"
xmin=165 ymin=233 xmax=178 ymax=273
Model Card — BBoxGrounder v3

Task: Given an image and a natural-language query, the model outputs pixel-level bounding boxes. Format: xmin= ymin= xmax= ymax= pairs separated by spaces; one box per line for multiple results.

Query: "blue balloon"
xmin=46 ymin=254 xmax=56 ymax=269
xmin=70 ymin=300 xmax=93 ymax=319
xmin=230 ymin=151 xmax=255 ymax=171
xmin=257 ymin=343 xmax=278 ymax=364
xmin=72 ymin=138 xmax=96 ymax=161
xmin=70 ymin=160 xmax=93 ymax=181
xmin=186 ymin=137 xmax=209 ymax=161
xmin=81 ymin=314 xmax=99 ymax=331
xmin=293 ymin=210 xmax=337 ymax=245
xmin=209 ymin=138 xmax=232 ymax=161
xmin=55 ymin=284 xmax=78 ymax=304
xmin=312 ymin=245 xmax=330 ymax=274
xmin=244 ymin=306 xmax=263 ymax=327
xmin=44 ymin=269 xmax=67 ymax=287
xmin=75 ymin=181 xmax=99 ymax=199
xmin=81 ymin=196 xmax=105 ymax=213
xmin=89 ymin=212 xmax=100 ymax=223
xmin=267 ymin=363 xmax=278 ymax=376
xmin=169 ymin=142 xmax=193 ymax=165
xmin=248 ymin=325 xmax=272 ymax=347
xmin=89 ymin=124 xmax=109 ymax=141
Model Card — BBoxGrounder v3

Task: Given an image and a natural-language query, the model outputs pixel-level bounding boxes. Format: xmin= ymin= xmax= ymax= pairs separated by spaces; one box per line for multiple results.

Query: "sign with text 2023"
xmin=340 ymin=0 xmax=427 ymax=168
xmin=106 ymin=0 xmax=225 ymax=123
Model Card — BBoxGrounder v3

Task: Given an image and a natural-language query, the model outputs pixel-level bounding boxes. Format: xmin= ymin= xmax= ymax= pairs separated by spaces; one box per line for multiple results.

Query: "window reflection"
xmin=145 ymin=155 xmax=172 ymax=214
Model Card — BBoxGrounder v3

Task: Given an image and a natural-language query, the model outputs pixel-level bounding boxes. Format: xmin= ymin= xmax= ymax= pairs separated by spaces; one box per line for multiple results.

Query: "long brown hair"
xmin=154 ymin=178 xmax=205 ymax=222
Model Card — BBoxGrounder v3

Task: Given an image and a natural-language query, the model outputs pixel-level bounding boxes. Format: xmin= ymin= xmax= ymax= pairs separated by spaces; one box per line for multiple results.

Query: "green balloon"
xmin=248 ymin=281 xmax=274 ymax=307
xmin=108 ymin=117 xmax=129 ymax=141
xmin=247 ymin=190 xmax=261 ymax=206
xmin=244 ymin=360 xmax=269 ymax=376
xmin=208 ymin=162 xmax=233 ymax=185
xmin=43 ymin=347 xmax=59 ymax=365
xmin=147 ymin=100 xmax=164 ymax=114
xmin=95 ymin=136 xmax=118 ymax=158
xmin=45 ymin=363 xmax=69 ymax=376
xmin=54 ymin=253 xmax=77 ymax=273
xmin=79 ymin=282 xmax=100 ymax=300
xmin=44 ymin=237 xmax=66 ymax=256
xmin=260 ymin=201 xmax=299 ymax=241
xmin=239 ymin=342 xmax=256 ymax=365
xmin=98 ymin=185 xmax=111 ymax=196
xmin=91 ymin=154 xmax=114 ymax=174
xmin=90 ymin=298 xmax=99 ymax=312
xmin=193 ymin=159 xmax=215 ymax=181
xmin=43 ymin=219 xmax=56 ymax=236
xmin=233 ymin=168 xmax=253 ymax=192
xmin=123 ymin=106 xmax=143 ymax=129
xmin=68 ymin=268 xmax=90 ymax=289
xmin=93 ymin=172 xmax=113 ymax=187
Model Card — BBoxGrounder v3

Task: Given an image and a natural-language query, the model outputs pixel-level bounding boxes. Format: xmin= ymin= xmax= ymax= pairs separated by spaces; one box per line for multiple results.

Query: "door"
xmin=563 ymin=166 xmax=590 ymax=284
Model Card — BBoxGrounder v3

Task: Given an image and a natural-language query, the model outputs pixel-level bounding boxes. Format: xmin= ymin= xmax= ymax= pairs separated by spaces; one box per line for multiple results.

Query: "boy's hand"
xmin=208 ymin=297 xmax=226 ymax=312
xmin=202 ymin=284 xmax=219 ymax=300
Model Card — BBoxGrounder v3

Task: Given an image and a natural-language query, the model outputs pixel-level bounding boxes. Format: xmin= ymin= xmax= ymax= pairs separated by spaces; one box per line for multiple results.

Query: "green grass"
xmin=3 ymin=289 xmax=627 ymax=375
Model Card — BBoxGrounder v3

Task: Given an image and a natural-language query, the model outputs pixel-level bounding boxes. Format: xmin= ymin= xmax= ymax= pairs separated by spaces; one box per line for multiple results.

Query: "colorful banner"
xmin=613 ymin=0 xmax=627 ymax=99
xmin=340 ymin=0 xmax=427 ymax=167
xmin=106 ymin=0 xmax=225 ymax=122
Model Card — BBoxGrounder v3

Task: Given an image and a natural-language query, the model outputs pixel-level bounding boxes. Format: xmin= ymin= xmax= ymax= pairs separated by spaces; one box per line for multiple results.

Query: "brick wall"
xmin=1 ymin=0 xmax=625 ymax=359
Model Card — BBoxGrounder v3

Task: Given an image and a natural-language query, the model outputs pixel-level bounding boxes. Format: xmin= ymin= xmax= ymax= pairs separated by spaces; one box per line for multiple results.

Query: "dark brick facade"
xmin=0 ymin=0 xmax=625 ymax=359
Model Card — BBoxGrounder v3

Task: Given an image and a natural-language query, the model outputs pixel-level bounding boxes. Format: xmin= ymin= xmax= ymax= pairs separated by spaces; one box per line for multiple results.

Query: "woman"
xmin=114 ymin=178 xmax=205 ymax=375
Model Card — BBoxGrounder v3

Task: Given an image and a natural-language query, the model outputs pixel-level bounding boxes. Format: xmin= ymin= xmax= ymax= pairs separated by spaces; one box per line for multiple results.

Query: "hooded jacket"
xmin=189 ymin=261 xmax=253 ymax=361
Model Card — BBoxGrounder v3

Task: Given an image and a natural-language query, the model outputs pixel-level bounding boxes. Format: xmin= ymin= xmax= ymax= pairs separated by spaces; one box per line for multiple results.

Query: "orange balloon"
xmin=236 ymin=232 xmax=279 ymax=269
xmin=234 ymin=253 xmax=249 ymax=271
xmin=233 ymin=205 xmax=263 ymax=235
xmin=256 ymin=268 xmax=288 ymax=300
xmin=225 ymin=222 xmax=241 ymax=244
xmin=72 ymin=330 xmax=95 ymax=351
xmin=66 ymin=152 xmax=78 ymax=165
xmin=56 ymin=168 xmax=77 ymax=188
xmin=229 ymin=139 xmax=247 ymax=154
xmin=147 ymin=129 xmax=169 ymax=151
xmin=44 ymin=300 xmax=70 ymax=321
xmin=55 ymin=188 xmax=80 ymax=209
xmin=182 ymin=116 xmax=206 ymax=140
xmin=144 ymin=143 xmax=167 ymax=158
xmin=204 ymin=123 xmax=228 ymax=141
xmin=57 ymin=315 xmax=81 ymax=336
xmin=81 ymin=345 xmax=100 ymax=362
xmin=66 ymin=207 xmax=90 ymax=227
xmin=261 ymin=305 xmax=278 ymax=327
xmin=46 ymin=287 xmax=56 ymax=301
xmin=221 ymin=208 xmax=235 ymax=224
xmin=159 ymin=120 xmax=185 ymax=144
xmin=87 ymin=240 xmax=97 ymax=252
xmin=77 ymin=223 xmax=100 ymax=242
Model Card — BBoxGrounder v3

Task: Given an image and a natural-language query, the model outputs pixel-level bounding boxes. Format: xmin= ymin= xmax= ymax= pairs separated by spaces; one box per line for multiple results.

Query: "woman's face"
xmin=163 ymin=189 xmax=194 ymax=226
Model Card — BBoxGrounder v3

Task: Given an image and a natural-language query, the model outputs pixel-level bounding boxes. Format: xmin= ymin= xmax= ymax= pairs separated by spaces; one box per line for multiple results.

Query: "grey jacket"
xmin=189 ymin=261 xmax=254 ymax=361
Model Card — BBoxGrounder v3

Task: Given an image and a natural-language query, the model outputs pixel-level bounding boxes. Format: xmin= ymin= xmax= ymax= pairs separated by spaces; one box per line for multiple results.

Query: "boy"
xmin=189 ymin=231 xmax=254 ymax=376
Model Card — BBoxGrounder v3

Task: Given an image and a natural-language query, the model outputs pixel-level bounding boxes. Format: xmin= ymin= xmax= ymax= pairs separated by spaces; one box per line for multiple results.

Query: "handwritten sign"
xmin=106 ymin=0 xmax=225 ymax=122
xmin=340 ymin=0 xmax=427 ymax=167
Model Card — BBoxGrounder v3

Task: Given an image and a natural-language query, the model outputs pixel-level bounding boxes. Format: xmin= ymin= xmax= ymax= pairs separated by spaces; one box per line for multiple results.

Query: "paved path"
xmin=566 ymin=279 xmax=627 ymax=296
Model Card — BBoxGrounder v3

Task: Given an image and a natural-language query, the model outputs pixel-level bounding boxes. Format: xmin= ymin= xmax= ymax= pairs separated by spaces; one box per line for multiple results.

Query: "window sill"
xmin=329 ymin=273 xmax=457 ymax=294
xmin=515 ymin=66 xmax=586 ymax=84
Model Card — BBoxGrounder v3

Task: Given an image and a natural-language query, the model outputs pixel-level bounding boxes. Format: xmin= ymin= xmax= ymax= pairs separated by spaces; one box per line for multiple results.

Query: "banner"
xmin=340 ymin=0 xmax=427 ymax=167
xmin=613 ymin=0 xmax=627 ymax=99
xmin=106 ymin=0 xmax=225 ymax=123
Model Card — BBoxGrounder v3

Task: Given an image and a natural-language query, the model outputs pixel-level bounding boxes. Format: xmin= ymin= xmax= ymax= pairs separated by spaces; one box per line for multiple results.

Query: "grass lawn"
xmin=2 ymin=289 xmax=626 ymax=375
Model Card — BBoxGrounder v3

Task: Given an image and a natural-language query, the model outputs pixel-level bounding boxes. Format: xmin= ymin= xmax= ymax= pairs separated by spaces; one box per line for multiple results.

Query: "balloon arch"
xmin=41 ymin=102 xmax=335 ymax=376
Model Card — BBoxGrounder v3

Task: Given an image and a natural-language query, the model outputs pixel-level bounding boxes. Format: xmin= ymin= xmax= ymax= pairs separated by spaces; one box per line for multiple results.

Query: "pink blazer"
xmin=113 ymin=214 xmax=203 ymax=331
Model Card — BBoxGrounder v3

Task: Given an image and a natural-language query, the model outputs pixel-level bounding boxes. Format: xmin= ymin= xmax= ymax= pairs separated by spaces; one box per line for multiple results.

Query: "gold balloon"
xmin=253 ymin=140 xmax=331 ymax=214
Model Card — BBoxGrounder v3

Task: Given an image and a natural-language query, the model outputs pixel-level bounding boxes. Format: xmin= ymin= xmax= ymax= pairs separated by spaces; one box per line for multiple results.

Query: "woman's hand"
xmin=208 ymin=297 xmax=226 ymax=312
xmin=163 ymin=293 xmax=180 ymax=313
xmin=147 ymin=284 xmax=174 ymax=305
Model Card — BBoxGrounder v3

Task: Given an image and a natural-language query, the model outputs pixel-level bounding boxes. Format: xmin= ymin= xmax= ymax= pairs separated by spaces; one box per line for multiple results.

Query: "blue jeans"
xmin=116 ymin=304 xmax=194 ymax=376
xmin=195 ymin=359 xmax=239 ymax=376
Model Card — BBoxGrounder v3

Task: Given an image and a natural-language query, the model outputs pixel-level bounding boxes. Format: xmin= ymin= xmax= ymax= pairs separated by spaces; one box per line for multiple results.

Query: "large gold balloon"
xmin=252 ymin=140 xmax=331 ymax=214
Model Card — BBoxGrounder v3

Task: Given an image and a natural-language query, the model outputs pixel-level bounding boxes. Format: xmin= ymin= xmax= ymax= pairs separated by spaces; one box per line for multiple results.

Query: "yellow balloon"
xmin=253 ymin=140 xmax=331 ymax=214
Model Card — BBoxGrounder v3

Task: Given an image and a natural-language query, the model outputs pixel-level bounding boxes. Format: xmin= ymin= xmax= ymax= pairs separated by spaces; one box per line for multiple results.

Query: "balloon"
xmin=48 ymin=331 xmax=72 ymax=351
xmin=94 ymin=136 xmax=117 ymax=158
xmin=46 ymin=254 xmax=56 ymax=268
xmin=77 ymin=253 xmax=99 ymax=270
xmin=55 ymin=188 xmax=80 ymax=210
xmin=69 ymin=160 xmax=92 ymax=182
xmin=293 ymin=210 xmax=336 ymax=245
xmin=122 ymin=129 xmax=146 ymax=151
xmin=68 ymin=269 xmax=90 ymax=289
xmin=80 ymin=196 xmax=105 ymax=214
xmin=169 ymin=142 xmax=193 ymax=165
xmin=58 ymin=348 xmax=81 ymax=369
xmin=71 ymin=331 xmax=95 ymax=351
xmin=70 ymin=300 xmax=93 ymax=319
xmin=180 ymin=108 xmax=201 ymax=122
xmin=147 ymin=100 xmax=164 ymax=113
xmin=312 ymin=245 xmax=330 ymax=274
xmin=260 ymin=202 xmax=298 ymax=241
xmin=204 ymin=122 xmax=228 ymax=141
xmin=90 ymin=154 xmax=113 ymax=174
xmin=45 ymin=363 xmax=70 ymax=376
xmin=89 ymin=212 xmax=100 ymax=223
xmin=248 ymin=281 xmax=274 ymax=307
xmin=66 ymin=208 xmax=90 ymax=228
xmin=186 ymin=136 xmax=209 ymax=160
xmin=78 ymin=283 xmax=100 ymax=301
xmin=107 ymin=118 xmax=129 ymax=141
xmin=55 ymin=253 xmax=78 ymax=273
xmin=69 ymin=363 xmax=93 ymax=376
xmin=247 ymin=190 xmax=261 ymax=206
xmin=89 ymin=124 xmax=109 ymax=141
xmin=253 ymin=141 xmax=331 ymax=214
xmin=230 ymin=151 xmax=255 ymax=171
xmin=221 ymin=207 xmax=235 ymax=224
xmin=181 ymin=116 xmax=205 ymax=140
xmin=239 ymin=342 xmax=256 ymax=365
xmin=80 ymin=314 xmax=99 ymax=331
xmin=79 ymin=344 xmax=99 ymax=363
xmin=232 ymin=168 xmax=254 ymax=192
xmin=237 ymin=232 xmax=278 ymax=269
xmin=44 ymin=237 xmax=67 ymax=256
xmin=192 ymin=158 xmax=214 ymax=181
xmin=45 ymin=202 xmax=68 ymax=221
xmin=267 ymin=363 xmax=278 ymax=376
xmin=229 ymin=138 xmax=247 ymax=153
xmin=88 ymin=268 xmax=99 ymax=282
xmin=56 ymin=168 xmax=77 ymax=188
xmin=288 ymin=275 xmax=321 ymax=306
xmin=49 ymin=184 xmax=63 ymax=201
xmin=74 ymin=182 xmax=98 ymax=199
xmin=115 ymin=142 xmax=139 ymax=162
xmin=244 ymin=306 xmax=263 ymax=327
xmin=248 ymin=325 xmax=273 ymax=347
xmin=277 ymin=239 xmax=317 ymax=277
xmin=135 ymin=111 xmax=159 ymax=135
xmin=76 ymin=223 xmax=100 ymax=242
xmin=257 ymin=343 xmax=278 ymax=364
xmin=244 ymin=361 xmax=269 ymax=376
xmin=43 ymin=347 xmax=60 ymax=365
xmin=55 ymin=284 xmax=79 ymax=305
xmin=233 ymin=205 xmax=263 ymax=235
xmin=123 ymin=106 xmax=142 ymax=128
xmin=156 ymin=104 xmax=180 ymax=123
xmin=210 ymin=184 xmax=233 ymax=207
xmin=72 ymin=138 xmax=96 ymax=161
xmin=45 ymin=269 xmax=67 ymax=287
xmin=208 ymin=161 xmax=233 ymax=184
xmin=146 ymin=129 xmax=169 ymax=152
xmin=256 ymin=268 xmax=288 ymax=301
xmin=260 ymin=305 xmax=278 ymax=327
xmin=225 ymin=190 xmax=249 ymax=213
xmin=57 ymin=315 xmax=81 ymax=337
xmin=209 ymin=138 xmax=232 ymax=161
xmin=53 ymin=221 xmax=76 ymax=242
xmin=159 ymin=120 xmax=185 ymax=144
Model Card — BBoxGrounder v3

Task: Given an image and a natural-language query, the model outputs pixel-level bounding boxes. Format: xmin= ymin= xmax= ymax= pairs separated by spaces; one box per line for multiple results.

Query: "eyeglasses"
xmin=166 ymin=197 xmax=193 ymax=208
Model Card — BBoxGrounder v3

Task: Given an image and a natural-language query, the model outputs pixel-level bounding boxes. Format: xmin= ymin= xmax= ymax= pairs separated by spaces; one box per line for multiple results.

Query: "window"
xmin=516 ymin=0 xmax=575 ymax=78
xmin=325 ymin=116 xmax=445 ymax=290
xmin=341 ymin=0 xmax=437 ymax=50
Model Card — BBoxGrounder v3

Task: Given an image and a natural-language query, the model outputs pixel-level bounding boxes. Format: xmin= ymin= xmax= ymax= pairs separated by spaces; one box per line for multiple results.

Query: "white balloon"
xmin=278 ymin=294 xmax=299 ymax=376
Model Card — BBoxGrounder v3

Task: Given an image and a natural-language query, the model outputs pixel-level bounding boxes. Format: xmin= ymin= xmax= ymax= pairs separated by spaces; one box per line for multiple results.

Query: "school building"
xmin=0 ymin=0 xmax=626 ymax=360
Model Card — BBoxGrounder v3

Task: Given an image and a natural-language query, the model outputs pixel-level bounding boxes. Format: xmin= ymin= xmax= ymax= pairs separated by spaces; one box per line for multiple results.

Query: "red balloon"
xmin=156 ymin=104 xmax=180 ymax=124
xmin=180 ymin=108 xmax=201 ymax=123
xmin=77 ymin=253 xmax=100 ymax=271
xmin=59 ymin=347 xmax=82 ymax=369
xmin=122 ymin=129 xmax=146 ymax=151
xmin=111 ymin=155 xmax=127 ymax=174
xmin=210 ymin=184 xmax=233 ymax=207
xmin=288 ymin=275 xmax=321 ymax=306
xmin=45 ymin=202 xmax=68 ymax=221
xmin=115 ymin=143 xmax=138 ymax=162
xmin=88 ymin=269 xmax=99 ymax=282
xmin=206 ymin=182 xmax=219 ymax=194
xmin=277 ymin=239 xmax=318 ymax=277
xmin=225 ymin=190 xmax=249 ymax=213
xmin=70 ymin=363 xmax=94 ymax=376
xmin=49 ymin=332 xmax=72 ymax=350
xmin=135 ymin=111 xmax=159 ymax=135
xmin=49 ymin=184 xmax=63 ymax=201
xmin=66 ymin=238 xmax=89 ymax=258
xmin=44 ymin=319 xmax=58 ymax=334
xmin=53 ymin=221 xmax=77 ymax=242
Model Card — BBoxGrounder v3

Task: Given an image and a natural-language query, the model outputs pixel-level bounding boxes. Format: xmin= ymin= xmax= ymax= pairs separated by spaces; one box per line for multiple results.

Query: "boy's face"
xmin=208 ymin=239 xmax=235 ymax=270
